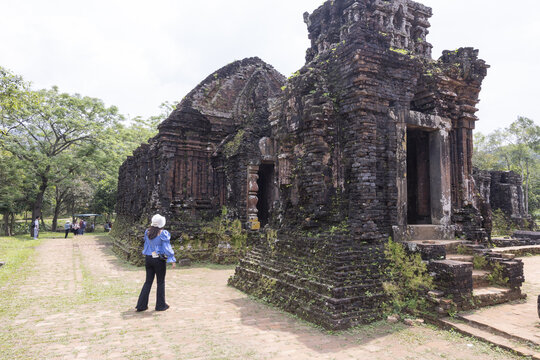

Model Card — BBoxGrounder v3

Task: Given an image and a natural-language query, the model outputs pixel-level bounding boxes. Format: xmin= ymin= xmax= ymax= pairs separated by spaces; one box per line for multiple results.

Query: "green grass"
xmin=0 ymin=233 xmax=46 ymax=288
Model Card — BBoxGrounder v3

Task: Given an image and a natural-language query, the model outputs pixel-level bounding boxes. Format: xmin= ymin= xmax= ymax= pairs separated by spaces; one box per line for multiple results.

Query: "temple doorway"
xmin=407 ymin=128 xmax=432 ymax=224
xmin=256 ymin=164 xmax=274 ymax=227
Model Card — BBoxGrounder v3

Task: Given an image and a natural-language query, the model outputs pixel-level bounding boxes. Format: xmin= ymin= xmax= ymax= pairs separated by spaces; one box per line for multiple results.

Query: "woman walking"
xmin=135 ymin=214 xmax=176 ymax=311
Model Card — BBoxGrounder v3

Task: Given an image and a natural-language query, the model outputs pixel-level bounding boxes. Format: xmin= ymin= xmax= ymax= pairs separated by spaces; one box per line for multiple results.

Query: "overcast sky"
xmin=1 ymin=0 xmax=539 ymax=134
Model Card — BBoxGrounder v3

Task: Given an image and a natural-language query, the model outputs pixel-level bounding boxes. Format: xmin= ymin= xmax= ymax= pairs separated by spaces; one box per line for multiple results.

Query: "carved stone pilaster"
xmin=277 ymin=153 xmax=292 ymax=186
xmin=247 ymin=165 xmax=260 ymax=230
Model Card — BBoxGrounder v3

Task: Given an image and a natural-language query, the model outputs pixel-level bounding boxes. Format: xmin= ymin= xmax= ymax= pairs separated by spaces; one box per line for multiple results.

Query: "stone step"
xmin=446 ymin=254 xmax=473 ymax=262
xmin=472 ymin=286 xmax=525 ymax=307
xmin=405 ymin=239 xmax=467 ymax=255
xmin=455 ymin=313 xmax=540 ymax=347
xmin=393 ymin=224 xmax=455 ymax=241
xmin=472 ymin=270 xmax=490 ymax=288
xmin=490 ymin=245 xmax=540 ymax=257
xmin=439 ymin=317 xmax=540 ymax=359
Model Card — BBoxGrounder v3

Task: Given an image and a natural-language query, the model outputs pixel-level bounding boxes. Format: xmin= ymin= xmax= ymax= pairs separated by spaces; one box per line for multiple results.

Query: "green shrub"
xmin=456 ymin=244 xmax=471 ymax=255
xmin=200 ymin=207 xmax=248 ymax=249
xmin=472 ymin=255 xmax=488 ymax=270
xmin=383 ymin=238 xmax=433 ymax=316
xmin=486 ymin=262 xmax=508 ymax=286
xmin=491 ymin=208 xmax=517 ymax=236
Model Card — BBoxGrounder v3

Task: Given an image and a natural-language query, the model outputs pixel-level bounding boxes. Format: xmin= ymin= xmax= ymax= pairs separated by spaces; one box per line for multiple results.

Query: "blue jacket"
xmin=142 ymin=229 xmax=176 ymax=263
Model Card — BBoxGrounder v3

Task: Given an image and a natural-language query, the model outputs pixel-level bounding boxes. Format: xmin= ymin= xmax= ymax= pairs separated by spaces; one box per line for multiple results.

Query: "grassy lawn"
xmin=0 ymin=231 xmax=62 ymax=288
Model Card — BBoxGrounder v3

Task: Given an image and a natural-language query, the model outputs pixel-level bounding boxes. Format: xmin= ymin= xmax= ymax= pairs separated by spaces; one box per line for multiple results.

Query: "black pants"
xmin=136 ymin=255 xmax=167 ymax=311
xmin=65 ymin=229 xmax=70 ymax=238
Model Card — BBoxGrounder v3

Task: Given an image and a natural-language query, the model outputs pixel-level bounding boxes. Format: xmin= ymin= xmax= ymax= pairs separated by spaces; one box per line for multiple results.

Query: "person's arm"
xmin=160 ymin=230 xmax=176 ymax=266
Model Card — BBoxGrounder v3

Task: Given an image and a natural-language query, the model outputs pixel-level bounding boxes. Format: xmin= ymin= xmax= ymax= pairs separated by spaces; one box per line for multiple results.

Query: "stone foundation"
xmin=229 ymin=232 xmax=387 ymax=330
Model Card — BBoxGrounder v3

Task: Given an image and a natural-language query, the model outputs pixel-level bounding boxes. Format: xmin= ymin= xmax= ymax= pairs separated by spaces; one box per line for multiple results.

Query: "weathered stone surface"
xmin=404 ymin=240 xmax=446 ymax=261
xmin=428 ymin=260 xmax=473 ymax=299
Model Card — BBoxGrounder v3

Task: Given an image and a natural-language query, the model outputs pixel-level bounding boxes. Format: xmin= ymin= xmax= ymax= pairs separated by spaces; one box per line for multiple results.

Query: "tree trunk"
xmin=52 ymin=209 xmax=59 ymax=232
xmin=52 ymin=186 xmax=67 ymax=232
xmin=525 ymin=159 xmax=530 ymax=214
xmin=32 ymin=168 xmax=50 ymax=220
xmin=3 ymin=213 xmax=10 ymax=236
xmin=52 ymin=195 xmax=61 ymax=232
xmin=9 ymin=213 xmax=15 ymax=236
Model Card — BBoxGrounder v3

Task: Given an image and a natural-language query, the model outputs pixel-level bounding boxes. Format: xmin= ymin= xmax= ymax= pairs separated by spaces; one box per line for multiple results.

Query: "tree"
xmin=1 ymin=85 xmax=123 ymax=221
xmin=85 ymin=103 xmax=168 ymax=218
xmin=2 ymin=66 xmax=172 ymax=232
xmin=0 ymin=67 xmax=35 ymax=235
xmin=0 ymin=150 xmax=32 ymax=235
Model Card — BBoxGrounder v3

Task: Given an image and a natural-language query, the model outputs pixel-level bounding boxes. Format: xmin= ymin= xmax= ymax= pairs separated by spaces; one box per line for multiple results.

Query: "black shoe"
xmin=155 ymin=304 xmax=169 ymax=311
xmin=135 ymin=307 xmax=148 ymax=312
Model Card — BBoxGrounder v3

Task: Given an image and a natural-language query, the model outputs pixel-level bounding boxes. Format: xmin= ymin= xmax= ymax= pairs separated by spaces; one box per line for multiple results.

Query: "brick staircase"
xmin=400 ymin=225 xmax=525 ymax=313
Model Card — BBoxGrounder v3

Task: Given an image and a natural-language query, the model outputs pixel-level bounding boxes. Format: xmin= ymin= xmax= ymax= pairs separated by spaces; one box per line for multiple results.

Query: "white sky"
xmin=1 ymin=0 xmax=539 ymax=134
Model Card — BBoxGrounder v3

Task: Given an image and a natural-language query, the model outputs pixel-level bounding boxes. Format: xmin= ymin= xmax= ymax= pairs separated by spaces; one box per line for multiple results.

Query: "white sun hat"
xmin=151 ymin=214 xmax=166 ymax=228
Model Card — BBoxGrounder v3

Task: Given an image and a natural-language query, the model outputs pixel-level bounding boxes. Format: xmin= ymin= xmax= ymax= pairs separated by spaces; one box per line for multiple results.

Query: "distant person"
xmin=78 ymin=219 xmax=84 ymax=235
xmin=64 ymin=221 xmax=71 ymax=239
xmin=104 ymin=222 xmax=110 ymax=232
xmin=32 ymin=216 xmax=40 ymax=240
xmin=135 ymin=214 xmax=176 ymax=312
xmin=72 ymin=221 xmax=79 ymax=235
xmin=81 ymin=220 xmax=87 ymax=235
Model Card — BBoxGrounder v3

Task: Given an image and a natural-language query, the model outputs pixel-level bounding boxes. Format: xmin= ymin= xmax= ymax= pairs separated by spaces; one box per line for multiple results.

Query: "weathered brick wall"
xmin=114 ymin=58 xmax=285 ymax=260
xmin=490 ymin=171 xmax=528 ymax=220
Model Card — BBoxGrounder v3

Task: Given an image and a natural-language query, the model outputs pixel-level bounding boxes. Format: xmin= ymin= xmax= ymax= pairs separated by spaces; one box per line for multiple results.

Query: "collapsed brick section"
xmin=473 ymin=169 xmax=533 ymax=235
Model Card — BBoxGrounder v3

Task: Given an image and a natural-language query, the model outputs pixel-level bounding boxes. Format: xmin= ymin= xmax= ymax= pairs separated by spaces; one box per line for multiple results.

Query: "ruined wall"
xmin=472 ymin=169 xmax=532 ymax=234
xmin=114 ymin=58 xmax=285 ymax=261
xmin=489 ymin=171 xmax=528 ymax=220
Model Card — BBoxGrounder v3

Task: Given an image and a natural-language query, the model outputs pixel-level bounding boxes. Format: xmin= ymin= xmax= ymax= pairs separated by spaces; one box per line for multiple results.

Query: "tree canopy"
xmin=0 ymin=66 xmax=166 ymax=234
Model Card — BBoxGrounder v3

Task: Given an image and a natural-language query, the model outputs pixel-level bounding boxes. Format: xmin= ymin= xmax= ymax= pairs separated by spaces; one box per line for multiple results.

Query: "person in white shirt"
xmin=33 ymin=216 xmax=40 ymax=239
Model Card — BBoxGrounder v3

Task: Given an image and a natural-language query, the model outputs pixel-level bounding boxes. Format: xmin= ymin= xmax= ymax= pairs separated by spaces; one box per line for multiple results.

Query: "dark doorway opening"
xmin=257 ymin=164 xmax=274 ymax=227
xmin=407 ymin=128 xmax=431 ymax=224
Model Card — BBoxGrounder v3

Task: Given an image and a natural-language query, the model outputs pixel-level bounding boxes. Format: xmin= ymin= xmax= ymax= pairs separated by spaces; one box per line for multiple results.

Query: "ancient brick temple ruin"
xmin=115 ymin=0 xmax=527 ymax=329
xmin=474 ymin=169 xmax=532 ymax=231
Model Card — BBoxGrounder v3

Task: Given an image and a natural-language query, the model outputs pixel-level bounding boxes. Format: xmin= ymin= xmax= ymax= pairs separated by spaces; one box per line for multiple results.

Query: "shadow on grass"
xmin=225 ymin=295 xmax=408 ymax=353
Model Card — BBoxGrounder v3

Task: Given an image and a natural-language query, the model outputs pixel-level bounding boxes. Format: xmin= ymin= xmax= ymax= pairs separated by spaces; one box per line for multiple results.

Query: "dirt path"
xmin=0 ymin=235 xmax=523 ymax=360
